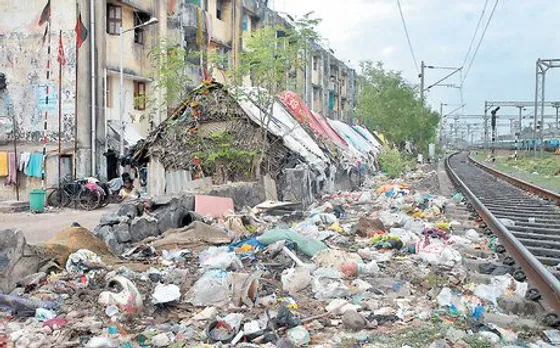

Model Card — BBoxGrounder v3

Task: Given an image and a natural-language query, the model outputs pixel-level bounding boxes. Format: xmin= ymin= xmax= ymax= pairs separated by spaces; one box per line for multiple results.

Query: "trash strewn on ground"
xmin=0 ymin=166 xmax=552 ymax=347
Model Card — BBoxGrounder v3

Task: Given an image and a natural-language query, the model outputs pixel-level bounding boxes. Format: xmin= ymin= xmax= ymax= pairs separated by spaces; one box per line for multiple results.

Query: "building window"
xmin=134 ymin=12 xmax=151 ymax=45
xmin=107 ymin=4 xmax=122 ymax=35
xmin=242 ymin=13 xmax=249 ymax=31
xmin=216 ymin=0 xmax=223 ymax=20
xmin=106 ymin=77 xmax=113 ymax=108
xmin=133 ymin=81 xmax=146 ymax=111
xmin=313 ymin=56 xmax=319 ymax=71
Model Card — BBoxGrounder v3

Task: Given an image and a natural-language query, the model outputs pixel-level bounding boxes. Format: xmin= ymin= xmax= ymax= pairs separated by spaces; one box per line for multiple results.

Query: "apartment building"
xmin=0 ymin=0 xmax=355 ymax=201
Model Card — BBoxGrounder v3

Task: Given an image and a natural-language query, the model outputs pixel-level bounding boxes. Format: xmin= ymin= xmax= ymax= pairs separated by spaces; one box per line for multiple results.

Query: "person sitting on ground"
xmin=119 ymin=177 xmax=140 ymax=201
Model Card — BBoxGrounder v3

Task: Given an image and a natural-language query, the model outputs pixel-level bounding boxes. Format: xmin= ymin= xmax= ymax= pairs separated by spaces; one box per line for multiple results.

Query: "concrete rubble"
xmin=0 ymin=166 xmax=558 ymax=347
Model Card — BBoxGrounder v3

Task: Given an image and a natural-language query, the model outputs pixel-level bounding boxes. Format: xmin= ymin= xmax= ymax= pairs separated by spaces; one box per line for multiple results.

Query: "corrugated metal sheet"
xmin=148 ymin=158 xmax=166 ymax=196
xmin=165 ymin=170 xmax=192 ymax=195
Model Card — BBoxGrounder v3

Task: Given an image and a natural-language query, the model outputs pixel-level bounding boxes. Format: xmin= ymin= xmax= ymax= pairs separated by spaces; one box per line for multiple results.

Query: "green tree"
xmin=139 ymin=38 xmax=197 ymax=123
xmin=215 ymin=15 xmax=321 ymax=174
xmin=356 ymin=61 xmax=439 ymax=152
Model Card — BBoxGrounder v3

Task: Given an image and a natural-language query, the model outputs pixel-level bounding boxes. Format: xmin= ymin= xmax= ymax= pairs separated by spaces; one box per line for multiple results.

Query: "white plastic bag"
xmin=186 ymin=270 xmax=231 ymax=306
xmin=198 ymin=247 xmax=242 ymax=270
xmin=436 ymin=287 xmax=454 ymax=307
xmin=474 ymin=283 xmax=503 ymax=306
xmin=465 ymin=229 xmax=480 ymax=241
xmin=281 ymin=267 xmax=311 ymax=294
xmin=312 ymin=267 xmax=351 ymax=300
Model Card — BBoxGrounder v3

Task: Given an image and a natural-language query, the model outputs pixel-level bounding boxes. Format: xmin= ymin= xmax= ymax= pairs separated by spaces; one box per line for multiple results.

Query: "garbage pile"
xmin=0 ymin=169 xmax=557 ymax=347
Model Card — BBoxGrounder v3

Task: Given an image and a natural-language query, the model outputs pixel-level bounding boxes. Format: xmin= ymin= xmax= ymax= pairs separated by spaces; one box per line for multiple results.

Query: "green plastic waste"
xmin=256 ymin=229 xmax=328 ymax=257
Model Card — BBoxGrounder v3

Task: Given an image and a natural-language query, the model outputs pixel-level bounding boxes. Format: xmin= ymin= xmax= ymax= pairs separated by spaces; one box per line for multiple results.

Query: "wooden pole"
xmin=74 ymin=2 xmax=79 ymax=180
xmin=58 ymin=30 xmax=63 ymax=188
xmin=11 ymin=99 xmax=19 ymax=201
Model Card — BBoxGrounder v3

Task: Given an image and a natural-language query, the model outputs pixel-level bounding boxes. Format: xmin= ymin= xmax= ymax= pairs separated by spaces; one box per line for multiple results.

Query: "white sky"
xmin=271 ymin=0 xmax=560 ymax=139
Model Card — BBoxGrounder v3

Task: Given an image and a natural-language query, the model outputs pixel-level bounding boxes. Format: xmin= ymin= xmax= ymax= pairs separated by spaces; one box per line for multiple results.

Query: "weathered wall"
xmin=0 ymin=2 xmax=78 ymax=144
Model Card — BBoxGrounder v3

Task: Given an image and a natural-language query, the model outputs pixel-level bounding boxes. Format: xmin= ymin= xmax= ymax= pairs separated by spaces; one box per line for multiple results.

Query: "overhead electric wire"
xmin=461 ymin=0 xmax=489 ymax=72
xmin=396 ymin=0 xmax=419 ymax=74
xmin=462 ymin=0 xmax=499 ymax=84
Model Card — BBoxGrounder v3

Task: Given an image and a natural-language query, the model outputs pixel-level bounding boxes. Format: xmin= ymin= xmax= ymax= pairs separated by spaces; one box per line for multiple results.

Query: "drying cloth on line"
xmin=0 ymin=152 xmax=8 ymax=177
xmin=19 ymin=152 xmax=30 ymax=172
xmin=5 ymin=153 xmax=17 ymax=185
xmin=25 ymin=153 xmax=43 ymax=178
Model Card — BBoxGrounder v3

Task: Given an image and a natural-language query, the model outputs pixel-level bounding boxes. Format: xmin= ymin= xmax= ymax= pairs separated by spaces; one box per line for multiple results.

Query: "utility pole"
xmin=484 ymin=101 xmax=489 ymax=150
xmin=553 ymin=102 xmax=560 ymax=130
xmin=439 ymin=102 xmax=446 ymax=145
xmin=420 ymin=61 xmax=425 ymax=104
xmin=419 ymin=61 xmax=425 ymax=154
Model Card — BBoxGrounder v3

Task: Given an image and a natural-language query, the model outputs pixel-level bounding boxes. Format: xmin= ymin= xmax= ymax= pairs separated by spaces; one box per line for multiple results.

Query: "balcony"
xmin=328 ymin=80 xmax=339 ymax=93
xmin=178 ymin=3 xmax=209 ymax=38
xmin=242 ymin=0 xmax=266 ymax=17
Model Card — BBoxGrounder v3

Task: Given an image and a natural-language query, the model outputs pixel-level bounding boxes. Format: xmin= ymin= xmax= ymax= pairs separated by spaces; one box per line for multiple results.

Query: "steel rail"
xmin=468 ymin=154 xmax=560 ymax=205
xmin=445 ymin=152 xmax=560 ymax=312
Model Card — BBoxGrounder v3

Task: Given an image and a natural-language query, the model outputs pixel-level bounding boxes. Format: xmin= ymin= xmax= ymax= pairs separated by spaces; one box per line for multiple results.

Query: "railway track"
xmin=445 ymin=151 xmax=560 ymax=313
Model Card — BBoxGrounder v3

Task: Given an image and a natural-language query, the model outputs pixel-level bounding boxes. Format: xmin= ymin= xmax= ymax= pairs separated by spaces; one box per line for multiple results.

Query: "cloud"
xmin=381 ymin=46 xmax=397 ymax=56
xmin=274 ymin=0 xmax=560 ymax=136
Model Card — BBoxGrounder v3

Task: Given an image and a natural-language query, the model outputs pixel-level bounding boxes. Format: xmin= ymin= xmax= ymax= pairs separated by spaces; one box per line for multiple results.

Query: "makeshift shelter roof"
xmin=352 ymin=125 xmax=383 ymax=153
xmin=134 ymin=82 xmax=292 ymax=184
xmin=329 ymin=120 xmax=376 ymax=155
xmin=234 ymin=87 xmax=331 ymax=176
xmin=278 ymin=91 xmax=348 ymax=150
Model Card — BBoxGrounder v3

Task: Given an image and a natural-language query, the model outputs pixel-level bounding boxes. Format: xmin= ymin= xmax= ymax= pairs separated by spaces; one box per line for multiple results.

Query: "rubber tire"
xmin=77 ymin=188 xmax=101 ymax=211
xmin=47 ymin=189 xmax=70 ymax=208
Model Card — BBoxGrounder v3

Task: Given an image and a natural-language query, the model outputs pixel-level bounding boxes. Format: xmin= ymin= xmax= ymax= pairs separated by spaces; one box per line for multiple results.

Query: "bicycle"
xmin=46 ymin=178 xmax=102 ymax=211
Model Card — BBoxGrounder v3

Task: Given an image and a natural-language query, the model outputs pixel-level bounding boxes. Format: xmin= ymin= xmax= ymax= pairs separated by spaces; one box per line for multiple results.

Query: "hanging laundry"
xmin=5 ymin=153 xmax=17 ymax=185
xmin=0 ymin=152 xmax=8 ymax=177
xmin=25 ymin=153 xmax=43 ymax=178
xmin=19 ymin=152 xmax=31 ymax=172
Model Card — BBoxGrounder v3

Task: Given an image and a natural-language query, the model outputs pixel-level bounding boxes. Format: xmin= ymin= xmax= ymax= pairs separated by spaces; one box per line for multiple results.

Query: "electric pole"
xmin=419 ymin=61 xmax=425 ymax=154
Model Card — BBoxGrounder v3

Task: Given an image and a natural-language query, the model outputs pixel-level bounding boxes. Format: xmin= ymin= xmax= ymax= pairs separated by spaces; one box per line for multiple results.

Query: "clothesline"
xmin=0 ymin=151 xmax=46 ymax=183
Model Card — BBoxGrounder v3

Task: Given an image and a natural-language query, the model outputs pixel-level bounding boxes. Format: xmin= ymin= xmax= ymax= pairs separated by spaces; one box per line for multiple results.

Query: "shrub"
xmin=378 ymin=147 xmax=409 ymax=178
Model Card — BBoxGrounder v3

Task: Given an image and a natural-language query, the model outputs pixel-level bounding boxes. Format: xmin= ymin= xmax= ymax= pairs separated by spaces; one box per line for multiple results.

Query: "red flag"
xmin=57 ymin=34 xmax=66 ymax=66
xmin=38 ymin=0 xmax=51 ymax=26
xmin=75 ymin=12 xmax=88 ymax=49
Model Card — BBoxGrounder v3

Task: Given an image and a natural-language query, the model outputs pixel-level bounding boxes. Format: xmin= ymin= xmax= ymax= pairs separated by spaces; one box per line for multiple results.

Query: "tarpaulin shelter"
xmin=234 ymin=87 xmax=332 ymax=180
xmin=328 ymin=119 xmax=378 ymax=171
xmin=278 ymin=91 xmax=348 ymax=150
xmin=352 ymin=125 xmax=383 ymax=154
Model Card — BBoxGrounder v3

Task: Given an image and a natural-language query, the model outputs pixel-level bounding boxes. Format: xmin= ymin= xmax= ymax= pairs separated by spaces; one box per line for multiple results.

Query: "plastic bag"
xmin=474 ymin=283 xmax=503 ymax=306
xmin=415 ymin=239 xmax=461 ymax=267
xmin=198 ymin=247 xmax=242 ymax=270
xmin=309 ymin=213 xmax=338 ymax=226
xmin=66 ymin=249 xmax=105 ymax=273
xmin=465 ymin=229 xmax=480 ymax=241
xmin=98 ymin=276 xmax=143 ymax=312
xmin=437 ymin=287 xmax=454 ymax=307
xmin=257 ymin=229 xmax=328 ymax=257
xmin=359 ymin=260 xmax=379 ymax=275
xmin=311 ymin=267 xmax=350 ymax=300
xmin=282 ymin=267 xmax=311 ymax=295
xmin=152 ymin=284 xmax=181 ymax=304
xmin=186 ymin=270 xmax=231 ymax=307
xmin=389 ymin=228 xmax=419 ymax=244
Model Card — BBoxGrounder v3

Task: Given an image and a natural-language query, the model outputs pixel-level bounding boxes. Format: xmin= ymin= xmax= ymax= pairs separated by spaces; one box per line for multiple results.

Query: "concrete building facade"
xmin=0 ymin=0 xmax=355 ymax=201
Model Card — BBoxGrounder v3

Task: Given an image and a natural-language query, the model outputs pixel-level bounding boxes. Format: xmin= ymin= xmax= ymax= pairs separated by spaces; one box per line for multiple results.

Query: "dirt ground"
xmin=0 ymin=205 xmax=115 ymax=244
